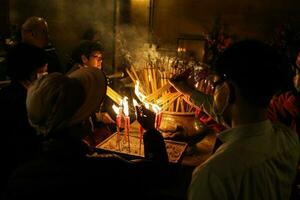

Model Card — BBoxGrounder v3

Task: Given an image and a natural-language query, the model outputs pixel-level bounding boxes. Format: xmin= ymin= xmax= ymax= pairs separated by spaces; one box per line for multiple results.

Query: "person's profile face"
xmin=87 ymin=51 xmax=103 ymax=69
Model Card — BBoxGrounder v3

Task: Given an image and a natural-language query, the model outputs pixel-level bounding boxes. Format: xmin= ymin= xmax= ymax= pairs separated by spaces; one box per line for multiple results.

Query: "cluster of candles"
xmin=112 ymin=82 xmax=162 ymax=153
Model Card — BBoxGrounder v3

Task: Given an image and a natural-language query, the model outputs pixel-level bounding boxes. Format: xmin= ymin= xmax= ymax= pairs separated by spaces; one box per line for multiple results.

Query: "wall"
xmin=0 ymin=0 xmax=10 ymax=38
xmin=8 ymin=0 xmax=300 ymax=70
xmin=9 ymin=0 xmax=115 ymax=73
xmin=153 ymin=0 xmax=300 ymax=46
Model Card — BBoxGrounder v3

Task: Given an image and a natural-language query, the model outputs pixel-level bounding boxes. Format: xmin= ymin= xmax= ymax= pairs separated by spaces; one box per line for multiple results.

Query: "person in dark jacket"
xmin=0 ymin=43 xmax=48 ymax=196
xmin=21 ymin=16 xmax=62 ymax=73
xmin=4 ymin=67 xmax=171 ymax=200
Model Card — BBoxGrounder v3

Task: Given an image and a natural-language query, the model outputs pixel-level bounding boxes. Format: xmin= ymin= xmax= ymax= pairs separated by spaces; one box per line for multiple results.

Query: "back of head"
xmin=71 ymin=40 xmax=103 ymax=65
xmin=21 ymin=16 xmax=48 ymax=48
xmin=27 ymin=67 xmax=107 ymax=137
xmin=6 ymin=43 xmax=47 ymax=81
xmin=214 ymin=39 xmax=291 ymax=107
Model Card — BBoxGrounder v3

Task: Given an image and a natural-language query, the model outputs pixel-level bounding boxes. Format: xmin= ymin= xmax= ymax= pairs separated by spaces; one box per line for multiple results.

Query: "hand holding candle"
xmin=135 ymin=105 xmax=156 ymax=131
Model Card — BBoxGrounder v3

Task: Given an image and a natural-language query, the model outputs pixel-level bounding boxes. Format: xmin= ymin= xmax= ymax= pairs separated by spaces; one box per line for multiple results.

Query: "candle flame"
xmin=122 ymin=96 xmax=129 ymax=116
xmin=151 ymin=103 xmax=161 ymax=113
xmin=112 ymin=104 xmax=119 ymax=114
xmin=132 ymin=98 xmax=139 ymax=107
xmin=134 ymin=81 xmax=146 ymax=102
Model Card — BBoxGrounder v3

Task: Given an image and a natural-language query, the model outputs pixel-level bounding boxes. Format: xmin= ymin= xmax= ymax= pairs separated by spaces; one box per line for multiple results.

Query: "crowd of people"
xmin=0 ymin=16 xmax=299 ymax=200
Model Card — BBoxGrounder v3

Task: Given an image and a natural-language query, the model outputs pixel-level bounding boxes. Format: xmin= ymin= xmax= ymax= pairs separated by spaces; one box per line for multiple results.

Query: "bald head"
xmin=21 ymin=16 xmax=49 ymax=48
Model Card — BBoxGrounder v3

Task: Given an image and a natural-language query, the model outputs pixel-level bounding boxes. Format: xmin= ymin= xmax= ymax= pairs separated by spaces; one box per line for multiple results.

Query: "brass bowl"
xmin=158 ymin=111 xmax=206 ymax=138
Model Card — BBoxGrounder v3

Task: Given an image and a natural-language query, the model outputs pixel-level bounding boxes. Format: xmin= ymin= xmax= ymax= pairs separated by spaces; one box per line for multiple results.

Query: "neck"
xmin=230 ymin=102 xmax=268 ymax=128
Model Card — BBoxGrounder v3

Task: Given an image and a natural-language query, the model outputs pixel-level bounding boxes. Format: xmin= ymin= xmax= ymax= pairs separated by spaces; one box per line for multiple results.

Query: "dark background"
xmin=1 ymin=0 xmax=300 ymax=73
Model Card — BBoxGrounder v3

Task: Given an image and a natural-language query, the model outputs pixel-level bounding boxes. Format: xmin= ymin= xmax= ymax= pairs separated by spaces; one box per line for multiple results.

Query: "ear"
xmin=81 ymin=55 xmax=89 ymax=64
xmin=213 ymin=81 xmax=234 ymax=115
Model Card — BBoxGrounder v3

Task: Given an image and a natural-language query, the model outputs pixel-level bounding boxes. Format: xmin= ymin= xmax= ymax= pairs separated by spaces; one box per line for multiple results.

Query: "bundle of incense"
xmin=106 ymin=86 xmax=122 ymax=105
xmin=145 ymin=83 xmax=171 ymax=102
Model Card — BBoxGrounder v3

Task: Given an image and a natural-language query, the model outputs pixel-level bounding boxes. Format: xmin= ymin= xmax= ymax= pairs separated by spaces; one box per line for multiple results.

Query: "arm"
xmin=169 ymin=70 xmax=215 ymax=119
xmin=136 ymin=106 xmax=168 ymax=163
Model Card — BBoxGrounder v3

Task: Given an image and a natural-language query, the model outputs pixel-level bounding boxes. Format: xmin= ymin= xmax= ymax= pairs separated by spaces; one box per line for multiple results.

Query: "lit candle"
xmin=134 ymin=81 xmax=146 ymax=102
xmin=122 ymin=97 xmax=130 ymax=152
xmin=151 ymin=104 xmax=162 ymax=129
xmin=112 ymin=104 xmax=122 ymax=149
xmin=133 ymin=98 xmax=144 ymax=154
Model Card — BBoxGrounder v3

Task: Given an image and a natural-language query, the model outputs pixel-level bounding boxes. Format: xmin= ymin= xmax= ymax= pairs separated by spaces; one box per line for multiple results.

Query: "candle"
xmin=122 ymin=97 xmax=130 ymax=152
xmin=133 ymin=98 xmax=144 ymax=154
xmin=156 ymin=111 xmax=162 ymax=129
xmin=151 ymin=104 xmax=162 ymax=130
xmin=112 ymin=104 xmax=122 ymax=149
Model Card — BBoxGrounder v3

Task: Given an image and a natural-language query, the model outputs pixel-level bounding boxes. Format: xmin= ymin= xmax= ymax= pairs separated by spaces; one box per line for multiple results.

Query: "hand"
xmin=169 ymin=68 xmax=192 ymax=83
xmin=135 ymin=105 xmax=156 ymax=130
xmin=95 ymin=112 xmax=115 ymax=124
xmin=196 ymin=78 xmax=214 ymax=95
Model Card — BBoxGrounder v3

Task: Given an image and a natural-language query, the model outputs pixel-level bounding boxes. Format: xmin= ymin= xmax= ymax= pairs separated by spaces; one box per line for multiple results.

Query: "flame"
xmin=134 ymin=81 xmax=146 ymax=102
xmin=112 ymin=104 xmax=119 ymax=115
xmin=132 ymin=98 xmax=139 ymax=107
xmin=134 ymin=81 xmax=161 ymax=113
xmin=151 ymin=103 xmax=161 ymax=114
xmin=122 ymin=96 xmax=129 ymax=116
xmin=145 ymin=102 xmax=150 ymax=109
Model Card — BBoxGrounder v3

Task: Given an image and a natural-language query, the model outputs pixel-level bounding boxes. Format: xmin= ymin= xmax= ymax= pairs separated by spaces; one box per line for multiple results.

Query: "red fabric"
xmin=268 ymin=91 xmax=300 ymax=137
xmin=195 ymin=108 xmax=226 ymax=133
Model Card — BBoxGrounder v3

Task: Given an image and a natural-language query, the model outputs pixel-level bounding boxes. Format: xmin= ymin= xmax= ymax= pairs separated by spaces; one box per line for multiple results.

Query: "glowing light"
xmin=134 ymin=81 xmax=146 ymax=102
xmin=122 ymin=96 xmax=129 ymax=116
xmin=151 ymin=103 xmax=161 ymax=114
xmin=112 ymin=104 xmax=119 ymax=114
xmin=132 ymin=98 xmax=139 ymax=107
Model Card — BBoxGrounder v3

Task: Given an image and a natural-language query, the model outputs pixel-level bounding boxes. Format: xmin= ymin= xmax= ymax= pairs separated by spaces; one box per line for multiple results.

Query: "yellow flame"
xmin=122 ymin=96 xmax=129 ymax=116
xmin=134 ymin=81 xmax=161 ymax=113
xmin=151 ymin=103 xmax=161 ymax=113
xmin=112 ymin=104 xmax=119 ymax=114
xmin=134 ymin=81 xmax=146 ymax=102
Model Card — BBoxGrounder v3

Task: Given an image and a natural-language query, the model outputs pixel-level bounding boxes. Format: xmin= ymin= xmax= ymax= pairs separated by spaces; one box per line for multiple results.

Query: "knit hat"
xmin=27 ymin=67 xmax=107 ymax=136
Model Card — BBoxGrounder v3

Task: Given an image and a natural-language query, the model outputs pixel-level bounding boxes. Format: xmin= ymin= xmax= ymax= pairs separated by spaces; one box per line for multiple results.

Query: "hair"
xmin=82 ymin=27 xmax=98 ymax=41
xmin=214 ymin=39 xmax=292 ymax=107
xmin=21 ymin=16 xmax=47 ymax=34
xmin=6 ymin=43 xmax=48 ymax=81
xmin=71 ymin=40 xmax=103 ymax=65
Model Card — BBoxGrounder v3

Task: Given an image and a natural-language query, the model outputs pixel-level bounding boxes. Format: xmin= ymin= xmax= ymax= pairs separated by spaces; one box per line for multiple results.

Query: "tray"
xmin=96 ymin=133 xmax=187 ymax=163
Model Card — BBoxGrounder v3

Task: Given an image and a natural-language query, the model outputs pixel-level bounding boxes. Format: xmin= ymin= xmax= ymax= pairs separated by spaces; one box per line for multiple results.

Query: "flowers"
xmin=203 ymin=16 xmax=235 ymax=66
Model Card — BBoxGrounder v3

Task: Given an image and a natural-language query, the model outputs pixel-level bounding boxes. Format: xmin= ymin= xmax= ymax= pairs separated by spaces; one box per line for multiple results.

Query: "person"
xmin=0 ymin=43 xmax=48 ymax=196
xmin=66 ymin=40 xmax=104 ymax=74
xmin=169 ymin=65 xmax=227 ymax=153
xmin=66 ymin=40 xmax=116 ymax=145
xmin=4 ymin=67 xmax=170 ymax=200
xmin=171 ymin=40 xmax=300 ymax=200
xmin=268 ymin=48 xmax=300 ymax=137
xmin=267 ymin=48 xmax=300 ymax=199
xmin=21 ymin=16 xmax=62 ymax=73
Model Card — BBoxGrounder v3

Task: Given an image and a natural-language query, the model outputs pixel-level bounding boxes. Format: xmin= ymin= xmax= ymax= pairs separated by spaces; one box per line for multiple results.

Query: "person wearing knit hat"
xmin=5 ymin=67 xmax=170 ymax=200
